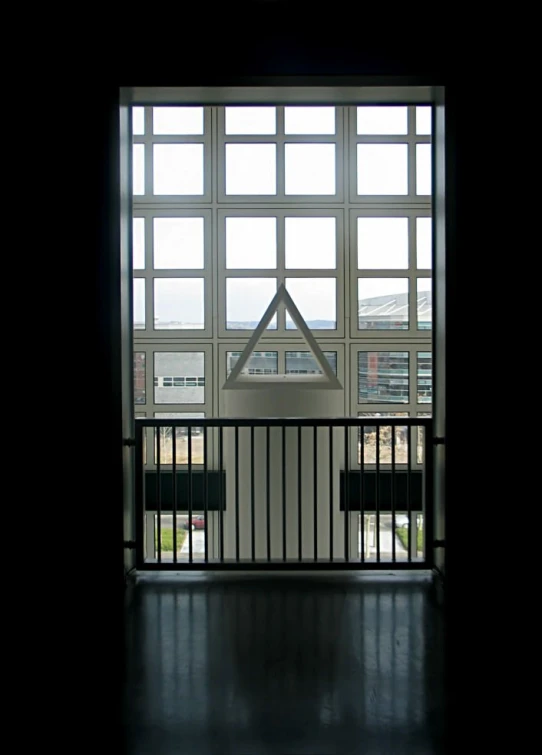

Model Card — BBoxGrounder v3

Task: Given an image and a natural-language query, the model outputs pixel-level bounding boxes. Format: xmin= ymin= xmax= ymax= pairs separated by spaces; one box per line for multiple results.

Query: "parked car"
xmin=183 ymin=515 xmax=205 ymax=531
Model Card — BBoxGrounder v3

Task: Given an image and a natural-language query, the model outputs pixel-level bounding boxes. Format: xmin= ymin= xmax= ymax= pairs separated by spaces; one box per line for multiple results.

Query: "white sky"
xmin=132 ymin=106 xmax=432 ymax=325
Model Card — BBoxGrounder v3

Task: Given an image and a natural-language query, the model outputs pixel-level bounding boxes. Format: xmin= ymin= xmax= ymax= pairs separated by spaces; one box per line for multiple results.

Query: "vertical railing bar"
xmin=219 ymin=426 xmax=224 ymax=562
xmin=376 ymin=424 xmax=380 ymax=563
xmin=188 ymin=427 xmax=193 ymax=563
xmin=329 ymin=425 xmax=333 ymax=562
xmin=135 ymin=421 xmax=144 ymax=568
xmin=424 ymin=418 xmax=434 ymax=567
xmin=235 ymin=426 xmax=240 ymax=562
xmin=360 ymin=421 xmax=365 ymax=563
xmin=298 ymin=424 xmax=302 ymax=561
xmin=314 ymin=426 xmax=318 ymax=561
xmin=251 ymin=426 xmax=255 ymax=563
xmin=266 ymin=425 xmax=271 ymax=562
xmin=407 ymin=424 xmax=412 ymax=563
xmin=344 ymin=424 xmax=349 ymax=562
xmin=391 ymin=423 xmax=396 ymax=563
xmin=156 ymin=426 xmax=161 ymax=564
xmin=203 ymin=424 xmax=208 ymax=563
xmin=172 ymin=425 xmax=177 ymax=564
xmin=282 ymin=425 xmax=286 ymax=561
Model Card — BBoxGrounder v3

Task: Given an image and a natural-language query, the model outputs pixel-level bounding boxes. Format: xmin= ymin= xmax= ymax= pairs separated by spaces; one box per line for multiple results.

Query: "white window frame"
xmin=217 ymin=106 xmax=345 ymax=204
xmin=217 ymin=207 xmax=345 ymax=338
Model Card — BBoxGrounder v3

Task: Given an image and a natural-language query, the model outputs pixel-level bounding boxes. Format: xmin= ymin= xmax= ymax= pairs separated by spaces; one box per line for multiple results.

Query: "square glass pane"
xmin=417 ymin=279 xmax=432 ymax=330
xmin=357 ymin=106 xmax=408 ymax=135
xmin=133 ymin=144 xmax=144 ymax=195
xmin=153 ymin=218 xmax=204 ymax=269
xmin=154 ymin=352 xmax=205 ymax=404
xmin=358 ymin=278 xmax=409 ymax=330
xmin=284 ymin=106 xmax=335 ymax=134
xmin=357 ymin=144 xmax=408 ymax=195
xmin=285 ymin=144 xmax=336 ymax=195
xmin=417 ymin=352 xmax=432 ymax=404
xmin=285 ymin=217 xmax=336 ymax=269
xmin=358 ymin=412 xmax=409 ymax=464
xmin=226 ymin=144 xmax=276 ymax=195
xmin=416 ymin=106 xmax=432 ymax=135
xmin=133 ymin=278 xmax=145 ymax=330
xmin=285 ymin=278 xmax=336 ymax=330
xmin=416 ymin=144 xmax=431 ymax=195
xmin=226 ymin=278 xmax=277 ymax=329
xmin=416 ymin=217 xmax=432 ymax=269
xmin=227 ymin=351 xmax=278 ymax=377
xmin=226 ymin=217 xmax=277 ymax=269
xmin=153 ymin=144 xmax=204 ymax=195
xmin=357 ymin=217 xmax=408 ymax=269
xmin=225 ymin=106 xmax=276 ymax=135
xmin=134 ymin=352 xmax=146 ymax=404
xmin=132 ymin=107 xmax=145 ymax=135
xmin=285 ymin=351 xmax=337 ymax=375
xmin=133 ymin=218 xmax=145 ymax=269
xmin=358 ymin=351 xmax=409 ymax=403
xmin=154 ymin=278 xmax=204 ymax=330
xmin=153 ymin=107 xmax=204 ymax=135
xmin=154 ymin=412 xmax=205 ymax=464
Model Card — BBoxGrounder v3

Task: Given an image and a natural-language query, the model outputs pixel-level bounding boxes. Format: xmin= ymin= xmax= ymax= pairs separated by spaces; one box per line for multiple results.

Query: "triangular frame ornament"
xmin=223 ymin=284 xmax=342 ymax=391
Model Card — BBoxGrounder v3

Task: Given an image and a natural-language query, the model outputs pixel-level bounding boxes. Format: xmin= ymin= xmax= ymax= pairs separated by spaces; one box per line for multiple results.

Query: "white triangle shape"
xmin=223 ymin=283 xmax=342 ymax=391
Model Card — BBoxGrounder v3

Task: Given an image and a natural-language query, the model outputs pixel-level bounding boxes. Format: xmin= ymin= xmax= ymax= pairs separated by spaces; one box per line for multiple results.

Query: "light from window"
xmin=153 ymin=144 xmax=204 ymax=195
xmin=134 ymin=352 xmax=146 ymax=404
xmin=416 ymin=106 xmax=431 ymax=135
xmin=132 ymin=107 xmax=145 ymax=135
xmin=153 ymin=218 xmax=204 ymax=269
xmin=358 ymin=412 xmax=410 ymax=464
xmin=285 ymin=144 xmax=336 ymax=195
xmin=286 ymin=351 xmax=337 ymax=375
xmin=227 ymin=351 xmax=278 ymax=377
xmin=357 ymin=217 xmax=408 ymax=269
xmin=416 ymin=218 xmax=432 ymax=269
xmin=153 ymin=107 xmax=204 ymax=135
xmin=133 ymin=218 xmax=145 ymax=269
xmin=358 ymin=278 xmax=409 ymax=330
xmin=133 ymin=144 xmax=144 ymax=195
xmin=417 ymin=279 xmax=432 ymax=330
xmin=154 ymin=352 xmax=205 ymax=404
xmin=416 ymin=144 xmax=431 ymax=195
xmin=154 ymin=278 xmax=204 ymax=330
xmin=417 ymin=352 xmax=432 ymax=403
xmin=357 ymin=106 xmax=408 ymax=135
xmin=285 ymin=217 xmax=336 ymax=269
xmin=225 ymin=107 xmax=276 ymax=135
xmin=226 ymin=217 xmax=277 ymax=269
xmin=154 ymin=411 xmax=206 ymax=464
xmin=134 ymin=279 xmax=145 ymax=329
xmin=285 ymin=278 xmax=336 ymax=330
xmin=358 ymin=352 xmax=409 ymax=404
xmin=284 ymin=106 xmax=335 ymax=134
xmin=226 ymin=144 xmax=277 ymax=195
xmin=357 ymin=144 xmax=408 ymax=195
xmin=226 ymin=278 xmax=277 ymax=329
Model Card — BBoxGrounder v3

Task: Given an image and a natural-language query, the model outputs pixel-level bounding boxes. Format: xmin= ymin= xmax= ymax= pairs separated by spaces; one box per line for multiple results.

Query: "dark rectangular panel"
xmin=145 ymin=471 xmax=226 ymax=511
xmin=339 ymin=470 xmax=423 ymax=512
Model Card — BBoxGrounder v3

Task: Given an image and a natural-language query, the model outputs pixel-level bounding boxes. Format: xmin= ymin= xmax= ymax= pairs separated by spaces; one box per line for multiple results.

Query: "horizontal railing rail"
xmin=134 ymin=417 xmax=433 ymax=571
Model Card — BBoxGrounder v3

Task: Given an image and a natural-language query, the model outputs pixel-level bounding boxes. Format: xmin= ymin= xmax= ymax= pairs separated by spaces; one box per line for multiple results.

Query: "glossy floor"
xmin=123 ymin=573 xmax=446 ymax=754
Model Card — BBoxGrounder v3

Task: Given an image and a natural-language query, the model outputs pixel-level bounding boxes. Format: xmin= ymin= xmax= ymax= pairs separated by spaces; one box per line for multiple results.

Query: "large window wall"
xmin=132 ymin=104 xmax=432 ymax=466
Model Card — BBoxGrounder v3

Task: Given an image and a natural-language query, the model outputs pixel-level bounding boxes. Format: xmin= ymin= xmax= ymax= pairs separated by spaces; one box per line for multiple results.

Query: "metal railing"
xmin=134 ymin=417 xmax=434 ymax=570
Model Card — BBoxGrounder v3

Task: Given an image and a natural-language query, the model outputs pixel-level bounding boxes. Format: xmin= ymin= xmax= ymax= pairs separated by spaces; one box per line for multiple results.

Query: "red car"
xmin=183 ymin=515 xmax=205 ymax=531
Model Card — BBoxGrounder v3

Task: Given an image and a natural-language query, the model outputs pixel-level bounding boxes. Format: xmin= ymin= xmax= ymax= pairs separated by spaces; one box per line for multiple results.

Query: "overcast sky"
xmin=132 ymin=105 xmax=432 ymax=325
